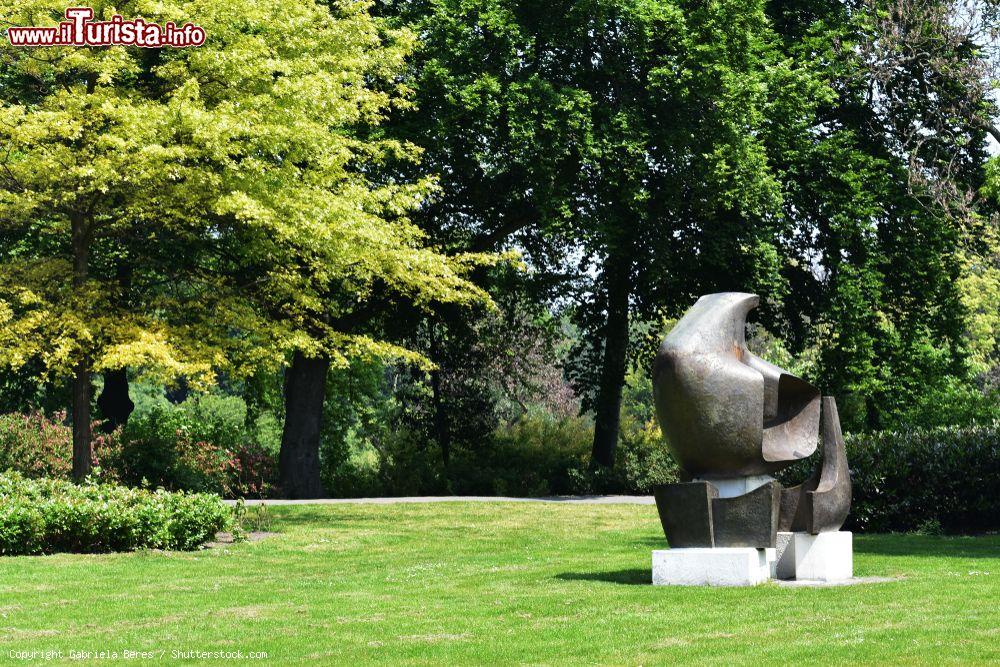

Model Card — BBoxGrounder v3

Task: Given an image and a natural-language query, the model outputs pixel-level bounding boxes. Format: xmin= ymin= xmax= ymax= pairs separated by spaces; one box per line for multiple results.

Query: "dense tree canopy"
xmin=0 ymin=0 xmax=996 ymax=495
xmin=0 ymin=0 xmax=498 ymax=480
xmin=376 ymin=0 xmax=839 ymax=465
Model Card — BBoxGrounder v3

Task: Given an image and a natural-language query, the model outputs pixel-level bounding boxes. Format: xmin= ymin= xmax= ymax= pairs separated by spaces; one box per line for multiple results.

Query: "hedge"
xmin=844 ymin=423 xmax=1000 ymax=534
xmin=0 ymin=473 xmax=232 ymax=555
xmin=777 ymin=422 xmax=1000 ymax=534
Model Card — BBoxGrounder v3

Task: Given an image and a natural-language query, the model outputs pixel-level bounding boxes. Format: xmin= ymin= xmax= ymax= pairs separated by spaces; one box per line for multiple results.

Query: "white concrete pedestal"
xmin=652 ymin=547 xmax=776 ymax=586
xmin=775 ymin=531 xmax=852 ymax=582
xmin=692 ymin=474 xmax=774 ymax=498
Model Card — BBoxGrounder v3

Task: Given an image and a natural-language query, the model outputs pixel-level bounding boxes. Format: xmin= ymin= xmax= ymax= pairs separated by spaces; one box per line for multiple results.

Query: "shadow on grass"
xmin=854 ymin=534 xmax=1000 ymax=559
xmin=555 ymin=569 xmax=650 ymax=585
xmin=262 ymin=506 xmax=385 ymax=527
xmin=632 ymin=533 xmax=1000 ymax=560
xmin=635 ymin=536 xmax=669 ymax=548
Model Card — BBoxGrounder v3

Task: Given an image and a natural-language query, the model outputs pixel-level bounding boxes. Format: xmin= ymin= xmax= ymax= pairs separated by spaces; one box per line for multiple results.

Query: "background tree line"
xmin=0 ymin=0 xmax=997 ymax=500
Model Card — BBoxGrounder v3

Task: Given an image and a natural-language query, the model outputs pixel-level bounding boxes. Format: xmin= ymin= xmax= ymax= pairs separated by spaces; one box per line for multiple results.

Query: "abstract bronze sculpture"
xmin=779 ymin=396 xmax=852 ymax=534
xmin=652 ymin=292 xmax=851 ymax=550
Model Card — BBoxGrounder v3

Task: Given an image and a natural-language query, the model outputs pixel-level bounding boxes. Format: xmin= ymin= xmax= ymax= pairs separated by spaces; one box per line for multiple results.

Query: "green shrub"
xmin=451 ymin=412 xmax=594 ymax=496
xmin=324 ymin=411 xmax=680 ymax=498
xmin=116 ymin=408 xmax=236 ymax=495
xmin=375 ymin=427 xmax=451 ymax=496
xmin=0 ymin=500 xmax=44 ymax=555
xmin=560 ymin=415 xmax=679 ymax=495
xmin=321 ymin=430 xmax=386 ymax=498
xmin=117 ymin=397 xmax=277 ymax=498
xmin=0 ymin=473 xmax=231 ymax=555
xmin=0 ymin=412 xmax=123 ymax=481
xmin=844 ymin=423 xmax=1000 ymax=534
xmin=777 ymin=422 xmax=1000 ymax=534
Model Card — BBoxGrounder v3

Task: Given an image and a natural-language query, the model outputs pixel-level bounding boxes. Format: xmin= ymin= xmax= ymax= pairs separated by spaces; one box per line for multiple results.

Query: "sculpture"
xmin=652 ymin=292 xmax=851 ymax=549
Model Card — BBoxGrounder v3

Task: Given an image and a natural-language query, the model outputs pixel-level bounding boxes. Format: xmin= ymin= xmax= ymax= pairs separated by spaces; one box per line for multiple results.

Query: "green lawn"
xmin=1 ymin=502 xmax=998 ymax=665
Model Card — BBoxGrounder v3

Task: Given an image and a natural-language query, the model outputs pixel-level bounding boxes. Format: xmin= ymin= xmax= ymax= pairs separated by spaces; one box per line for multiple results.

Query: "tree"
xmin=0 ymin=0 xmax=497 ymax=485
xmin=379 ymin=0 xmax=822 ymax=465
xmin=765 ymin=0 xmax=1000 ymax=428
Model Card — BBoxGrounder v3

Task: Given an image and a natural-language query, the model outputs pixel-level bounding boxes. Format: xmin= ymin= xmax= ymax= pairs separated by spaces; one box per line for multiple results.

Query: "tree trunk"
xmin=591 ymin=257 xmax=631 ymax=468
xmin=71 ymin=360 xmax=93 ymax=481
xmin=428 ymin=321 xmax=451 ymax=467
xmin=279 ymin=351 xmax=329 ymax=499
xmin=97 ymin=368 xmax=134 ymax=433
xmin=71 ymin=213 xmax=92 ymax=482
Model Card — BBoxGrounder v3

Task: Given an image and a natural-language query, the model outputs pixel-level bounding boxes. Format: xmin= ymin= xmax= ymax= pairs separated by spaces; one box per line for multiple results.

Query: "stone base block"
xmin=694 ymin=474 xmax=775 ymax=499
xmin=775 ymin=531 xmax=852 ymax=581
xmin=652 ymin=548 xmax=775 ymax=587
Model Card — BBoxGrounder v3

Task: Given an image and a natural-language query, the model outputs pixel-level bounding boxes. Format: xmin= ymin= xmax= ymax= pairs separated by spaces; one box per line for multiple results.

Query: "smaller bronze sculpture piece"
xmin=652 ymin=293 xmax=851 ymax=549
xmin=779 ymin=396 xmax=852 ymax=534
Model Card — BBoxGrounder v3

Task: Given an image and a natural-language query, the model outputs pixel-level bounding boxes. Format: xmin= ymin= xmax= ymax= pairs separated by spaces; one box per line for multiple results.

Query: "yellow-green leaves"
xmin=0 ymin=0 xmax=499 ymax=387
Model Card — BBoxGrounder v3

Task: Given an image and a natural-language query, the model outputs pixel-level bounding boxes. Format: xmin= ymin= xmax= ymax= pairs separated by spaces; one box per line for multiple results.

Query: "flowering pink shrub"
xmin=231 ymin=443 xmax=277 ymax=498
xmin=0 ymin=412 xmax=72 ymax=478
xmin=0 ymin=407 xmax=278 ymax=498
xmin=0 ymin=412 xmax=124 ymax=481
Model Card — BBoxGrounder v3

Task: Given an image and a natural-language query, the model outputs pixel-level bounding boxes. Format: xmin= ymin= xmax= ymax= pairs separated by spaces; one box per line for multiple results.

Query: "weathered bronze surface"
xmin=653 ymin=292 xmax=821 ymax=478
xmin=711 ymin=481 xmax=781 ymax=548
xmin=654 ymin=480 xmax=781 ymax=548
xmin=651 ymin=293 xmax=852 ymax=551
xmin=779 ymin=396 xmax=852 ymax=534
xmin=653 ymin=482 xmax=717 ymax=547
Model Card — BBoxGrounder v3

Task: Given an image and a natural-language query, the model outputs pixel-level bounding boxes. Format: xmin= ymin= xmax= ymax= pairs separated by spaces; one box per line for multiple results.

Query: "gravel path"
xmin=224 ymin=495 xmax=655 ymax=506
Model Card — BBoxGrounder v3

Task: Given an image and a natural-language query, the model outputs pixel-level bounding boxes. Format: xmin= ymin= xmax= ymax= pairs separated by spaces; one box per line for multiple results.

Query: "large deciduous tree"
xmin=382 ymin=0 xmax=1000 ymax=467
xmin=766 ymin=0 xmax=1000 ymax=428
xmin=0 ymin=0 xmax=496 ymax=485
xmin=379 ymin=0 xmax=822 ymax=465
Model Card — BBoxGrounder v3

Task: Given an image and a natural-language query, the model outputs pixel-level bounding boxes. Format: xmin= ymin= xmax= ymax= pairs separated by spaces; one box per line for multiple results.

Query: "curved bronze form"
xmin=653 ymin=292 xmax=820 ymax=478
xmin=779 ymin=396 xmax=852 ymax=534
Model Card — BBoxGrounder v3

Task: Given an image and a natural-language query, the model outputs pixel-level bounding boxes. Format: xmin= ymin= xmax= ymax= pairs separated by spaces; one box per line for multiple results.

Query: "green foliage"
xmin=321 ymin=408 xmax=678 ymax=497
xmin=767 ymin=0 xmax=995 ymax=430
xmin=889 ymin=377 xmax=999 ymax=430
xmin=0 ymin=411 xmax=122 ymax=480
xmin=0 ymin=0 xmax=501 ymax=483
xmin=320 ymin=358 xmax=398 ymax=496
xmin=0 ymin=396 xmax=278 ymax=497
xmin=0 ymin=412 xmax=74 ymax=479
xmin=845 ymin=423 xmax=1000 ymax=534
xmin=458 ymin=413 xmax=595 ymax=496
xmin=116 ymin=396 xmax=278 ymax=497
xmin=0 ymin=472 xmax=230 ymax=555
xmin=777 ymin=422 xmax=1000 ymax=534
xmin=378 ymin=0 xmax=823 ymax=465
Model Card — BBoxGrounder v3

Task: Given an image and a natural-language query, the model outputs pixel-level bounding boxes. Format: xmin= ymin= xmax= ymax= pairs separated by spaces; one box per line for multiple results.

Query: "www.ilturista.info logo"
xmin=7 ymin=7 xmax=205 ymax=47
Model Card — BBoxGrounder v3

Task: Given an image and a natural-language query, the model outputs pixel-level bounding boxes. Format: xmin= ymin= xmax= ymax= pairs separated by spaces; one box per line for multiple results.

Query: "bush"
xmin=0 ymin=412 xmax=123 ymax=481
xmin=0 ymin=398 xmax=277 ymax=498
xmin=452 ymin=412 xmax=595 ymax=496
xmin=776 ymin=422 xmax=1000 ymax=534
xmin=116 ymin=397 xmax=277 ymax=498
xmin=844 ymin=423 xmax=1000 ymax=534
xmin=323 ymin=410 xmax=679 ymax=498
xmin=0 ymin=473 xmax=232 ymax=555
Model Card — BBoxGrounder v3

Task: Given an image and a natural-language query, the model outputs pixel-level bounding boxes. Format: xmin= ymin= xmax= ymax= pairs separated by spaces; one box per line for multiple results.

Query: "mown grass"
xmin=1 ymin=502 xmax=997 ymax=665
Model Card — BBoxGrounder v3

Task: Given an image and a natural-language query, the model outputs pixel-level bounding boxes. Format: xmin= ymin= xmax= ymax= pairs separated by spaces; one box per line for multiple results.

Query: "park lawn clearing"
xmin=1 ymin=502 xmax=997 ymax=665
